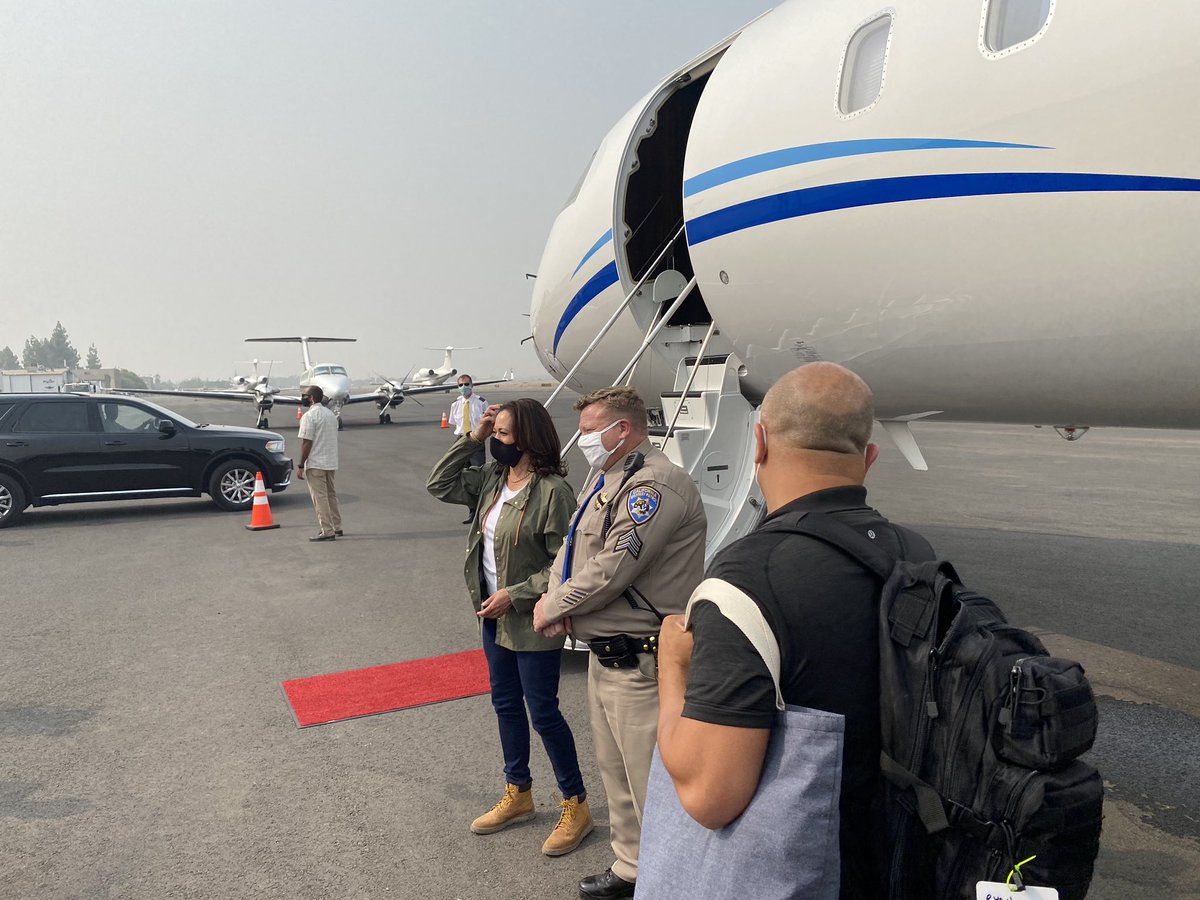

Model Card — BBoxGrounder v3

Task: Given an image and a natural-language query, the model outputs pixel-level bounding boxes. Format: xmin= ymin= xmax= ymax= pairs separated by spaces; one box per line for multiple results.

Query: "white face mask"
xmin=578 ymin=419 xmax=622 ymax=470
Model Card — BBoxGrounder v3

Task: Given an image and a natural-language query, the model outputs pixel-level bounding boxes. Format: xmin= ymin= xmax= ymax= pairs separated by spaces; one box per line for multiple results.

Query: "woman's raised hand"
xmin=471 ymin=403 xmax=502 ymax=443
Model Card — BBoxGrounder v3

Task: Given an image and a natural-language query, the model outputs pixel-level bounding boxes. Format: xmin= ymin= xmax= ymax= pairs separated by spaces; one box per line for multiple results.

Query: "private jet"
xmin=402 ymin=346 xmax=481 ymax=387
xmin=531 ymin=0 xmax=1200 ymax=554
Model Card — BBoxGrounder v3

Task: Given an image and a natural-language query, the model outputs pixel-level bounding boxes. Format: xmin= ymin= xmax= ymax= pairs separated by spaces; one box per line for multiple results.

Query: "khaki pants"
xmin=588 ymin=651 xmax=659 ymax=883
xmin=306 ymin=468 xmax=342 ymax=536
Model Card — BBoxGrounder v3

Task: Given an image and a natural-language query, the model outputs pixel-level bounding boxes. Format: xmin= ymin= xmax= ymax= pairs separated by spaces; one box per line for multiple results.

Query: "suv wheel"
xmin=209 ymin=461 xmax=258 ymax=512
xmin=0 ymin=473 xmax=27 ymax=528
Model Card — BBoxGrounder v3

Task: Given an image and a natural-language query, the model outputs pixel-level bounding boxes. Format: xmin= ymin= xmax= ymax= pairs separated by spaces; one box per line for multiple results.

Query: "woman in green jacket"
xmin=427 ymin=397 xmax=592 ymax=857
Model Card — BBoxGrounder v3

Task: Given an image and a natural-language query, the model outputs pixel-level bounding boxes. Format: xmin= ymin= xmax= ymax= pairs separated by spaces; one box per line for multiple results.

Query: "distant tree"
xmin=113 ymin=369 xmax=147 ymax=390
xmin=20 ymin=322 xmax=81 ymax=369
xmin=86 ymin=344 xmax=101 ymax=368
xmin=22 ymin=336 xmax=46 ymax=368
xmin=0 ymin=346 xmax=18 ymax=369
xmin=45 ymin=321 xmax=80 ymax=369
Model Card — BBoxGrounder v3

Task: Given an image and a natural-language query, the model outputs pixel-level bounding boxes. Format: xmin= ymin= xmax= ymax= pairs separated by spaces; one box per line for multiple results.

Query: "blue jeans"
xmin=480 ymin=617 xmax=585 ymax=799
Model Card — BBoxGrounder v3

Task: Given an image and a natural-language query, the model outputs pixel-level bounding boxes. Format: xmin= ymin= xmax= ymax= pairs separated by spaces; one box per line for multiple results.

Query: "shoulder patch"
xmin=627 ymin=486 xmax=660 ymax=525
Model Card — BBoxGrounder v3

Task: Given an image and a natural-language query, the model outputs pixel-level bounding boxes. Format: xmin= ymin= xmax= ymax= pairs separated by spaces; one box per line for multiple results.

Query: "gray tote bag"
xmin=636 ymin=578 xmax=845 ymax=900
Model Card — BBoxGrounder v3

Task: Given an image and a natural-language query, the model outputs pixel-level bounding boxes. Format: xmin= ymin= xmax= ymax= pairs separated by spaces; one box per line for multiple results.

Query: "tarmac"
xmin=1 ymin=387 xmax=1197 ymax=899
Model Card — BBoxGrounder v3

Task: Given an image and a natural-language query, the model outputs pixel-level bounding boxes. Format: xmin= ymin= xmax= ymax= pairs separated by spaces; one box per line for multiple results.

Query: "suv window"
xmin=0 ymin=402 xmax=14 ymax=424
xmin=99 ymin=401 xmax=160 ymax=433
xmin=14 ymin=401 xmax=90 ymax=433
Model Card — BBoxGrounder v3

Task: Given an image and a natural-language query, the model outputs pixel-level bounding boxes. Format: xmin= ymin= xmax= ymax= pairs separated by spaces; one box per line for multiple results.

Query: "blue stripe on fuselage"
xmin=553 ymin=260 xmax=620 ymax=354
xmin=573 ymin=229 xmax=614 ymax=277
xmin=686 ymin=172 xmax=1200 ymax=245
xmin=682 ymin=138 xmax=1048 ymax=197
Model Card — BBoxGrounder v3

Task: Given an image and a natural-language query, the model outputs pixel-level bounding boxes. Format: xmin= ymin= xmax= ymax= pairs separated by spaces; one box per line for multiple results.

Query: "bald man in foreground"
xmin=652 ymin=363 xmax=935 ymax=899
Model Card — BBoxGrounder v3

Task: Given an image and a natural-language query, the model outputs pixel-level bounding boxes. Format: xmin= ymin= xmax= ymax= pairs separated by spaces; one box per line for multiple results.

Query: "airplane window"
xmin=314 ymin=366 xmax=331 ymax=376
xmin=984 ymin=0 xmax=1052 ymax=52
xmin=331 ymin=366 xmax=347 ymax=376
xmin=838 ymin=14 xmax=892 ymax=115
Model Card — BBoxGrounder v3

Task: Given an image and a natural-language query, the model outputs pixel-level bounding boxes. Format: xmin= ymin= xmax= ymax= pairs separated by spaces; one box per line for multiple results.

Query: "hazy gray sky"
xmin=1 ymin=0 xmax=769 ymax=382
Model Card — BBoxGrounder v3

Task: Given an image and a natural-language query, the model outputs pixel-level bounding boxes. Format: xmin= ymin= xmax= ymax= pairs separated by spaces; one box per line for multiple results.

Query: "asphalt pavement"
xmin=1 ymin=389 xmax=1197 ymax=899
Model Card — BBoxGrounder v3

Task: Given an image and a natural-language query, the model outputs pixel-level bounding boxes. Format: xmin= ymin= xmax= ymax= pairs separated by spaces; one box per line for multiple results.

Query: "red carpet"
xmin=282 ymin=648 xmax=490 ymax=727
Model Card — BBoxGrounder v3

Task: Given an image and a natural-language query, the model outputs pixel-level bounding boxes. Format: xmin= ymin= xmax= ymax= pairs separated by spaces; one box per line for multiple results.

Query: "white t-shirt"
xmin=482 ymin=483 xmax=519 ymax=597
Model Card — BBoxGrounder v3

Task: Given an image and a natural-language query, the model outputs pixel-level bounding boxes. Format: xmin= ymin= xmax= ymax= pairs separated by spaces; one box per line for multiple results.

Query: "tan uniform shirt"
xmin=543 ymin=439 xmax=706 ymax=641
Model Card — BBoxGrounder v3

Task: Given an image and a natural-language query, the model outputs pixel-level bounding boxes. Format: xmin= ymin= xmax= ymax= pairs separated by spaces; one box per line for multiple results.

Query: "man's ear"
xmin=864 ymin=442 xmax=881 ymax=473
xmin=753 ymin=422 xmax=768 ymax=466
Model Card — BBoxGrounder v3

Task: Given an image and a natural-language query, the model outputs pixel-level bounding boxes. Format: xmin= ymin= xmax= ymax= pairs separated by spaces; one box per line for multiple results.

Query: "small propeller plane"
xmin=128 ymin=337 xmax=512 ymax=429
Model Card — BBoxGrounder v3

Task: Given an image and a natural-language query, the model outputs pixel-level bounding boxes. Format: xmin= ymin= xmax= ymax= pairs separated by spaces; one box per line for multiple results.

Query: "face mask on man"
xmin=490 ymin=437 xmax=523 ymax=468
xmin=577 ymin=419 xmax=623 ymax=470
xmin=301 ymin=395 xmax=314 ymax=408
xmin=459 ymin=384 xmax=473 ymax=397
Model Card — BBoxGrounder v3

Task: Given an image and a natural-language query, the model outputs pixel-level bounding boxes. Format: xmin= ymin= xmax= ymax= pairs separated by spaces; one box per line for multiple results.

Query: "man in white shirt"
xmin=297 ymin=385 xmax=342 ymax=542
xmin=448 ymin=374 xmax=488 ymax=524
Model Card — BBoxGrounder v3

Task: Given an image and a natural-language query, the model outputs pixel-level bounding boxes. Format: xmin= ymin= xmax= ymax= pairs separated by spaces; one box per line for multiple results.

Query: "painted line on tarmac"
xmin=1031 ymin=628 xmax=1200 ymax=719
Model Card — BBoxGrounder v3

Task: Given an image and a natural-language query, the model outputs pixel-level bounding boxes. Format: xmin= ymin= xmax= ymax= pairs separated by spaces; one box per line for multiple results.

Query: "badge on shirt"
xmin=594 ymin=491 xmax=609 ymax=511
xmin=627 ymin=486 xmax=660 ymax=524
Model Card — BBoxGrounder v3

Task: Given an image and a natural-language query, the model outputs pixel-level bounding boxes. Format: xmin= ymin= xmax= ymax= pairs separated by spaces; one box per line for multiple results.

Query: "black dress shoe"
xmin=579 ymin=868 xmax=635 ymax=899
xmin=334 ymin=530 xmax=344 ymax=536
xmin=461 ymin=513 xmax=474 ymax=525
xmin=309 ymin=533 xmax=336 ymax=542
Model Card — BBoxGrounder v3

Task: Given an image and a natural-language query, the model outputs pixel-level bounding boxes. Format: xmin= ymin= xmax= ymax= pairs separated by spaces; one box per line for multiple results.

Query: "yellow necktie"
xmin=461 ymin=398 xmax=470 ymax=433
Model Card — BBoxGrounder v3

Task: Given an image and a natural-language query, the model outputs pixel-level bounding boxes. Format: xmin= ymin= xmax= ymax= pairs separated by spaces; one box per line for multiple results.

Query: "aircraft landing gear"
xmin=337 ymin=417 xmax=344 ymax=431
xmin=257 ymin=417 xmax=269 ymax=429
xmin=378 ymin=411 xmax=392 ymax=425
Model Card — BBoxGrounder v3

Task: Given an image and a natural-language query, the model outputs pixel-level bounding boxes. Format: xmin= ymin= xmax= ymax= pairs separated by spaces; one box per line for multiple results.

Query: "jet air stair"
xmin=649 ymin=353 xmax=764 ymax=557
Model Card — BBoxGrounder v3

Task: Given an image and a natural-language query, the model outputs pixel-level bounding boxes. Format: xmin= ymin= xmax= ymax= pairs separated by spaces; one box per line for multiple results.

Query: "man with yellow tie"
xmin=448 ymin=374 xmax=489 ymax=523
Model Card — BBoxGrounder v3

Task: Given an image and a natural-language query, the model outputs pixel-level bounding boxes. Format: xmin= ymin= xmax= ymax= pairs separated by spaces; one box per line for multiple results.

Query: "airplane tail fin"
xmin=246 ymin=336 xmax=356 ymax=374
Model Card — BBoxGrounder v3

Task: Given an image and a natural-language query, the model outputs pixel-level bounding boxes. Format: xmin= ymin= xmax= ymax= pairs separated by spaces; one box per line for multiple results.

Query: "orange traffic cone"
xmin=440 ymin=410 xmax=449 ymax=428
xmin=245 ymin=471 xmax=280 ymax=531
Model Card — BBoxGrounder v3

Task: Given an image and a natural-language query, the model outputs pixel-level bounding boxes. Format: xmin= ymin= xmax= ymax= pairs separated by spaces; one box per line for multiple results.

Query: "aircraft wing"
xmin=344 ymin=391 xmax=394 ymax=405
xmin=341 ymin=385 xmax=463 ymax=404
xmin=402 ymin=374 xmax=512 ymax=397
xmin=121 ymin=387 xmax=303 ymax=405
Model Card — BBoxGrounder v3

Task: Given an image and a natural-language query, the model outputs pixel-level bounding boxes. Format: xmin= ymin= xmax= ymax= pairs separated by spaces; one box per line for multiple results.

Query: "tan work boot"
xmin=542 ymin=795 xmax=594 ymax=856
xmin=470 ymin=784 xmax=536 ymax=834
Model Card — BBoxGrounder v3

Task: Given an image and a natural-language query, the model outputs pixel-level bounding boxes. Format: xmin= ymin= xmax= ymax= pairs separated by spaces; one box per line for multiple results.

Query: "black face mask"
xmin=301 ymin=396 xmax=313 ymax=407
xmin=490 ymin=437 xmax=524 ymax=468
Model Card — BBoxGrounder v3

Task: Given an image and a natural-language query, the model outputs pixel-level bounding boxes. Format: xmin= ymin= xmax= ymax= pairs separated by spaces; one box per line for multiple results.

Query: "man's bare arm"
xmin=656 ymin=615 xmax=770 ymax=830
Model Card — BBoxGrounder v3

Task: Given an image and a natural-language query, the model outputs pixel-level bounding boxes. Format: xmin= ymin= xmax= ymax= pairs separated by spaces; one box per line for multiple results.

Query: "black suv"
xmin=0 ymin=393 xmax=293 ymax=528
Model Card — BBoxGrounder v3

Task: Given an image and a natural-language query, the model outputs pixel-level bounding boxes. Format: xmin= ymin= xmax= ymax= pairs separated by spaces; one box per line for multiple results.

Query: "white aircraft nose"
xmin=318 ymin=375 xmax=350 ymax=402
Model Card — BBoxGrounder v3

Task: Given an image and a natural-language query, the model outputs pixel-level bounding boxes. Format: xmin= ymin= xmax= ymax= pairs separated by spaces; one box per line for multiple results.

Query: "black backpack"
xmin=778 ymin=511 xmax=1103 ymax=900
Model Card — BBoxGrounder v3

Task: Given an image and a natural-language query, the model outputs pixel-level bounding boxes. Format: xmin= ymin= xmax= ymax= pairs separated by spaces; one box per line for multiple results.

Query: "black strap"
xmin=762 ymin=511 xmax=896 ymax=581
xmin=880 ymin=752 xmax=950 ymax=835
xmin=601 ymin=451 xmax=646 ymax=540
xmin=624 ymin=585 xmax=666 ymax=622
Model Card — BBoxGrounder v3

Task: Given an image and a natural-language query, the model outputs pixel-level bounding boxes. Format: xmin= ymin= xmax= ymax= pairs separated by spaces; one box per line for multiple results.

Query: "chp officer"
xmin=534 ymin=387 xmax=706 ymax=900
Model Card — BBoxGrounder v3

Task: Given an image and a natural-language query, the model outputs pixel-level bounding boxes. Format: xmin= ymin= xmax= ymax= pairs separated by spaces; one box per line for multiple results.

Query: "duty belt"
xmin=589 ymin=633 xmax=658 ymax=669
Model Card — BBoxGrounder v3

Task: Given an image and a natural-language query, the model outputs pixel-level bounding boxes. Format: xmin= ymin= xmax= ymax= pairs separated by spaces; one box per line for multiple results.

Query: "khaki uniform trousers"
xmin=306 ymin=468 xmax=342 ymax=536
xmin=588 ymin=651 xmax=659 ymax=884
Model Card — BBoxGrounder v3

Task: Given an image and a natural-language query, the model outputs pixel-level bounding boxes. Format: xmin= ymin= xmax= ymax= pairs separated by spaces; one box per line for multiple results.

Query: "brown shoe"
xmin=470 ymin=784 xmax=535 ymax=834
xmin=542 ymin=795 xmax=593 ymax=856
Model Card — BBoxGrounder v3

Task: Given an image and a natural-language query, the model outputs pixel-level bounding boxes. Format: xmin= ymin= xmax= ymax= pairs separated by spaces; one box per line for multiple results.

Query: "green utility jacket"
xmin=427 ymin=435 xmax=576 ymax=652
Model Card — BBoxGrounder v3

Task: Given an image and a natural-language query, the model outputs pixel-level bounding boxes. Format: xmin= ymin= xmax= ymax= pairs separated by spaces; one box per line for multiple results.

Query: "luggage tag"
xmin=975 ymin=884 xmax=1058 ymax=900
xmin=977 ymin=857 xmax=1058 ymax=900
